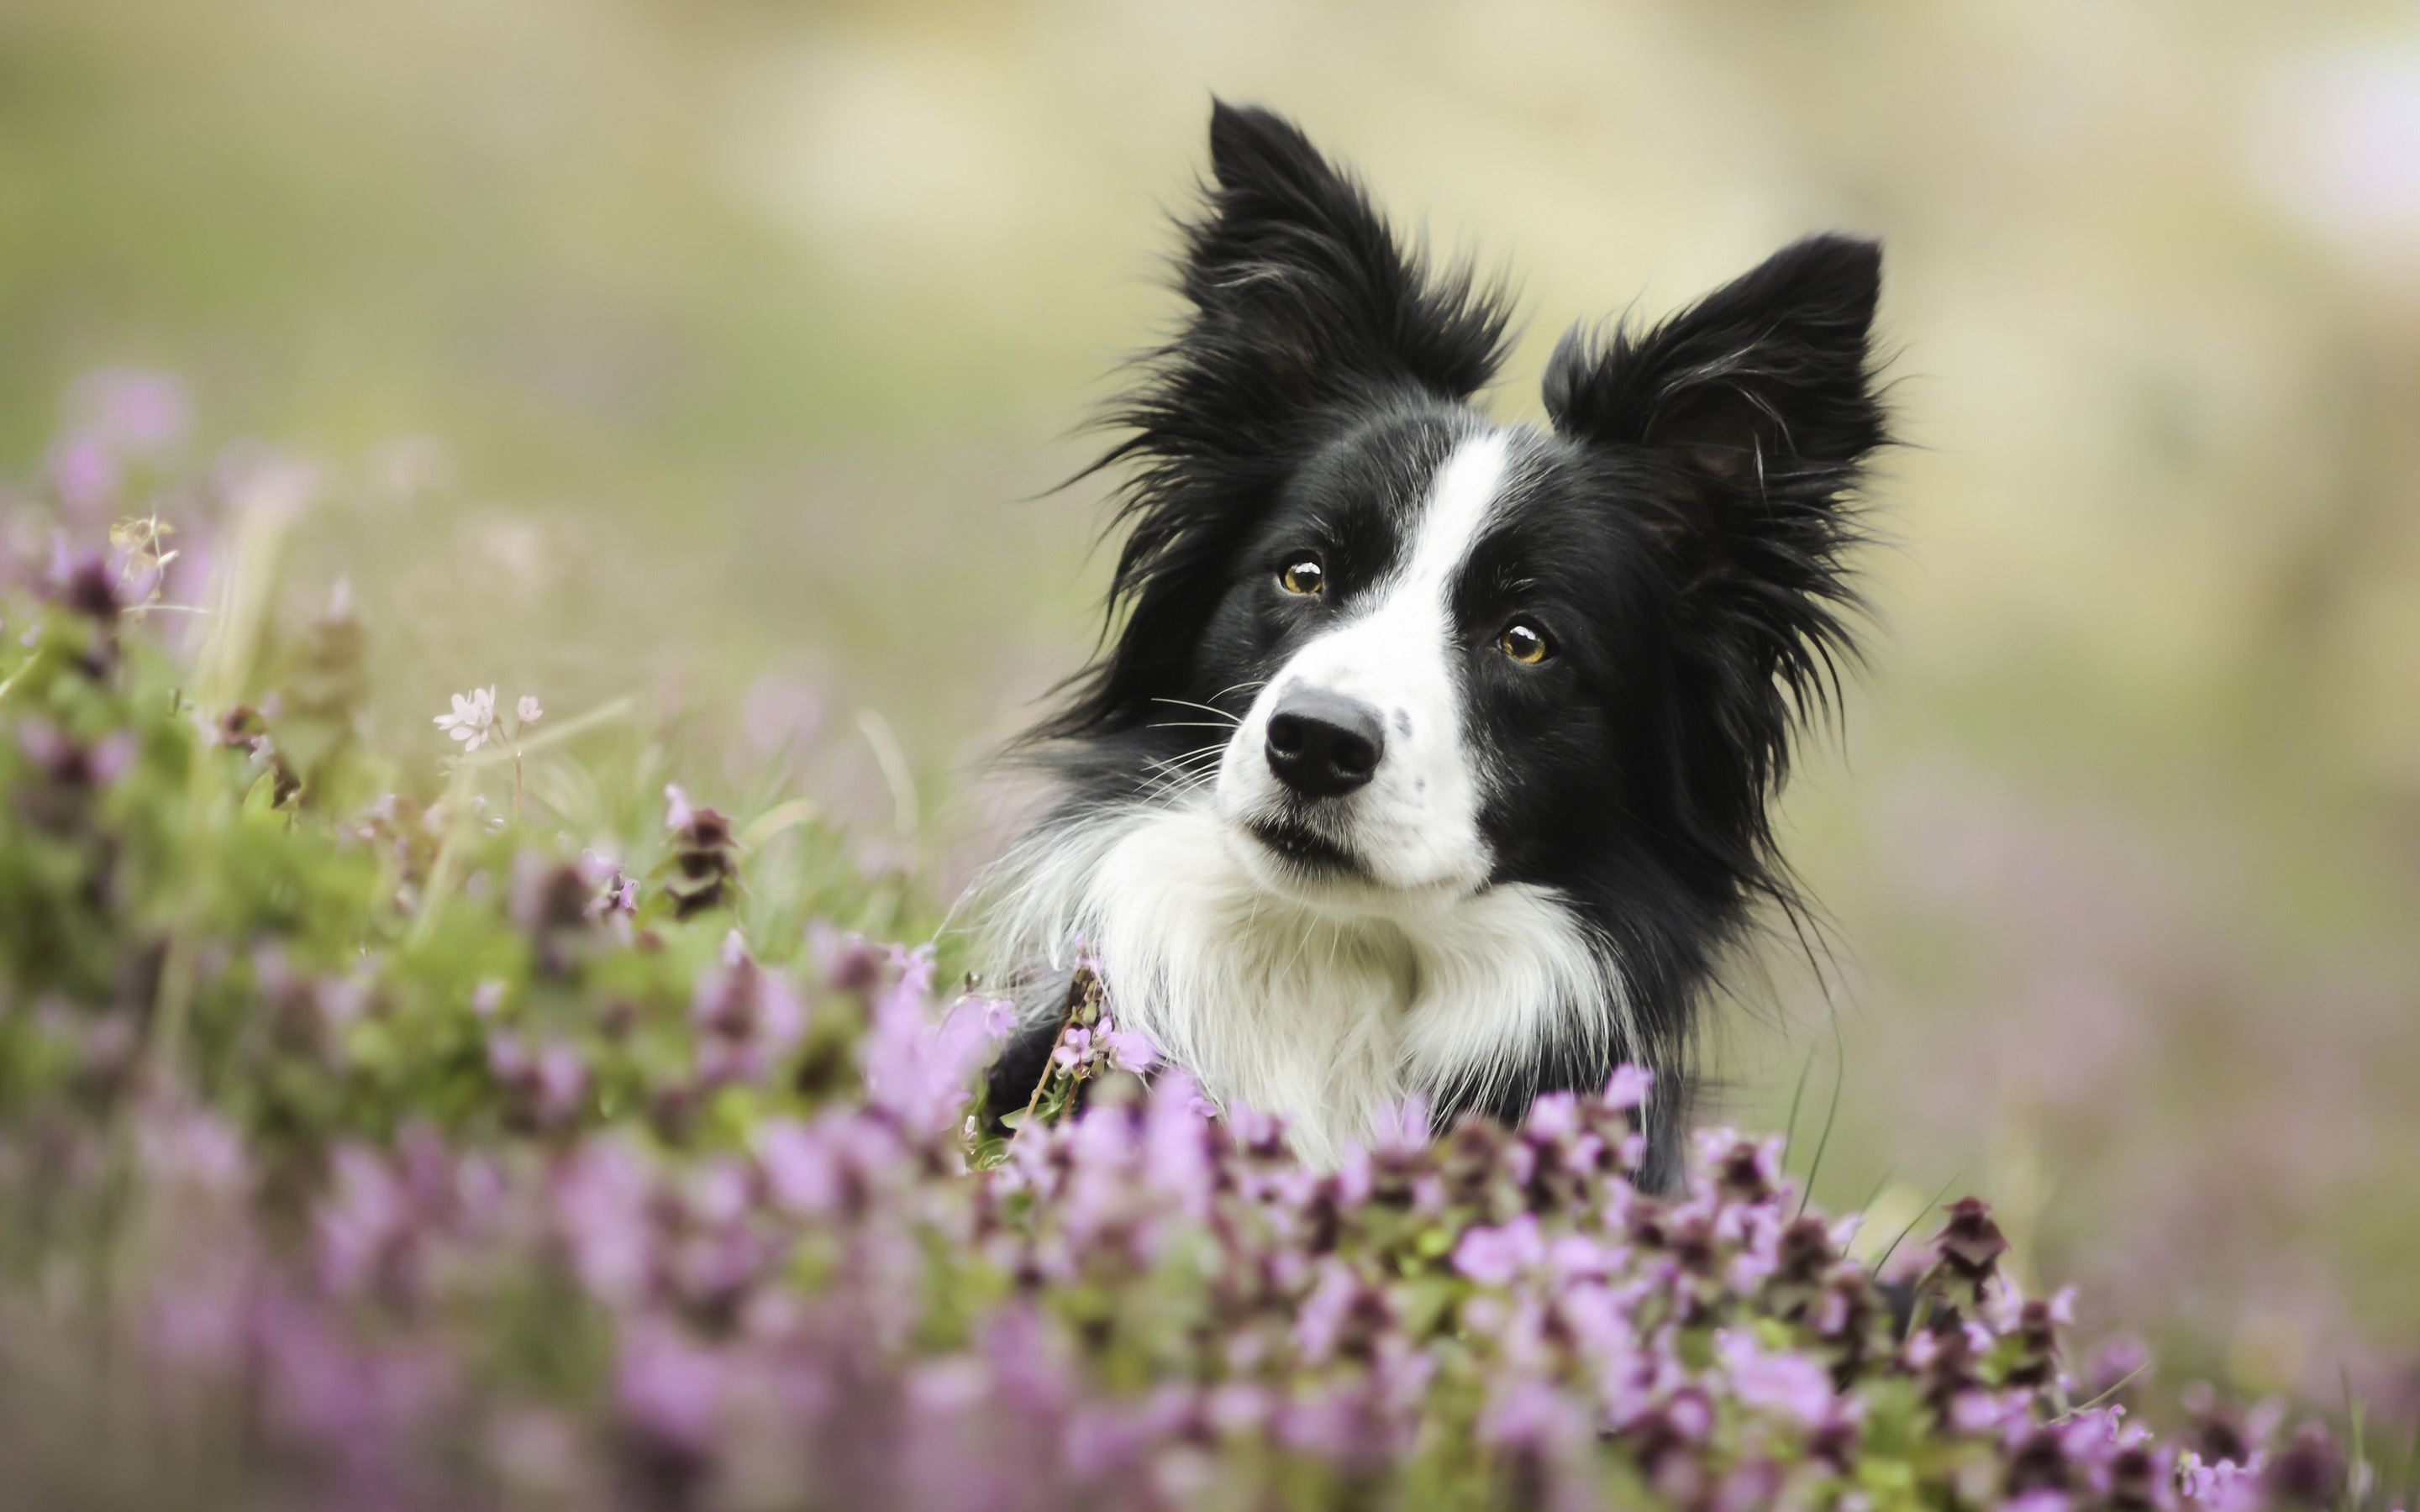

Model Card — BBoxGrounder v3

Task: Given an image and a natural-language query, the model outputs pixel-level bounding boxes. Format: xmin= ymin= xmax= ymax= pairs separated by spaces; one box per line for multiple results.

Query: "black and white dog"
xmin=982 ymin=102 xmax=1887 ymax=1188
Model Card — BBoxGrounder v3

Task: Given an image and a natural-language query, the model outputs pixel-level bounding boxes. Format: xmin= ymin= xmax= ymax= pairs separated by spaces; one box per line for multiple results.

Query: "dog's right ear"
xmin=1044 ymin=105 xmax=1511 ymax=743
xmin=1150 ymin=102 xmax=1512 ymax=441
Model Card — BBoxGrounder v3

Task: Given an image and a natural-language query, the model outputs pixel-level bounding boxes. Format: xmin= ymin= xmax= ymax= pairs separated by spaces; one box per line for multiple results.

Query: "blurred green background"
xmin=4 ymin=0 xmax=2417 ymax=1413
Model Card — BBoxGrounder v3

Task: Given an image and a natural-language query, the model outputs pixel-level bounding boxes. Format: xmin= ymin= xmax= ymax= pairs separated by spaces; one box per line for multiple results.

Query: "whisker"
xmin=1150 ymin=696 xmax=1244 ymax=725
xmin=1141 ymin=745 xmax=1227 ymax=777
xmin=1146 ymin=720 xmax=1247 ymax=732
xmin=1135 ymin=766 xmax=1221 ymax=806
xmin=1134 ymin=740 xmax=1230 ymax=804
xmin=1144 ymin=755 xmax=1223 ymax=780
xmin=1132 ymin=749 xmax=1229 ymax=807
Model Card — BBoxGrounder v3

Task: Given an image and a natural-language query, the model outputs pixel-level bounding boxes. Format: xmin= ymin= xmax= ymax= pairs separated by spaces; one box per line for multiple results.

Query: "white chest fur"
xmin=993 ymin=802 xmax=1622 ymax=1167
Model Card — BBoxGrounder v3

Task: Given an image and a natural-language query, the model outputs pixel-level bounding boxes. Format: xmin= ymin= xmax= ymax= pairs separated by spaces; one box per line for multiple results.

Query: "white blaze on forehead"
xmin=1392 ymin=428 xmax=1512 ymax=606
xmin=1217 ymin=426 xmax=1515 ymax=898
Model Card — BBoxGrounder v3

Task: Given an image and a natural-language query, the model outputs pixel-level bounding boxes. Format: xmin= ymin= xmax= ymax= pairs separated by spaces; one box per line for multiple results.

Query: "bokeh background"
xmin=4 ymin=0 xmax=2417 ymax=1415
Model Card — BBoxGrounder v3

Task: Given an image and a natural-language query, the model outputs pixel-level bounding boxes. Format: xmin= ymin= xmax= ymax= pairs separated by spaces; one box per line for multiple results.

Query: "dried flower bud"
xmin=662 ymin=801 xmax=738 ymax=919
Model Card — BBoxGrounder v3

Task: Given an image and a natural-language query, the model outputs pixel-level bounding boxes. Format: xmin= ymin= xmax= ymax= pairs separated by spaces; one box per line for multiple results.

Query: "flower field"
xmin=0 ymin=384 xmax=2407 ymax=1511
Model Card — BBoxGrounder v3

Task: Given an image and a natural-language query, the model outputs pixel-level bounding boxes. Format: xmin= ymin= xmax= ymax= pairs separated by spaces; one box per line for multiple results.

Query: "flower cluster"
xmin=69 ymin=992 xmax=2386 ymax=1512
xmin=434 ymin=685 xmax=541 ymax=754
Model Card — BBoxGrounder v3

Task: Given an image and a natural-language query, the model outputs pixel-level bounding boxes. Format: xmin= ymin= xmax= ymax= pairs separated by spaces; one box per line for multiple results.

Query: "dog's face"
xmin=1039 ymin=100 xmax=1883 ymax=937
xmin=1197 ymin=412 xmax=1655 ymax=911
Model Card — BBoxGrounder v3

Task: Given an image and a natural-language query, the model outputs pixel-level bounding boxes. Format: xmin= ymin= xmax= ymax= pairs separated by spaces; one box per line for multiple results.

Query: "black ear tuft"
xmin=1541 ymin=234 xmax=1889 ymax=864
xmin=1543 ymin=234 xmax=1883 ymax=476
xmin=1205 ymin=99 xmax=1329 ymax=201
xmin=1034 ymin=103 xmax=1513 ymax=743
xmin=1164 ymin=100 xmax=1513 ymax=423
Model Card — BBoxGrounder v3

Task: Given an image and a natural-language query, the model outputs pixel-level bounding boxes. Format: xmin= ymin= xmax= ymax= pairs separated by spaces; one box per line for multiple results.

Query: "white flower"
xmin=434 ymin=685 xmax=497 ymax=752
xmin=517 ymin=694 xmax=543 ymax=724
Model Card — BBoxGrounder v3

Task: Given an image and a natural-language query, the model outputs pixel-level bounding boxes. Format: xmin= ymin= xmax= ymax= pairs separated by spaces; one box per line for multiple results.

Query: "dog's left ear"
xmin=1543 ymin=234 xmax=1886 ymax=523
xmin=1544 ymin=234 xmax=1886 ymax=801
xmin=1145 ymin=102 xmax=1514 ymax=441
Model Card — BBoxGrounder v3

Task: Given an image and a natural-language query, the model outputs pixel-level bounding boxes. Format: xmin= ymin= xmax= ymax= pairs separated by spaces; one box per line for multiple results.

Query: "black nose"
xmin=1265 ymin=689 xmax=1386 ymax=799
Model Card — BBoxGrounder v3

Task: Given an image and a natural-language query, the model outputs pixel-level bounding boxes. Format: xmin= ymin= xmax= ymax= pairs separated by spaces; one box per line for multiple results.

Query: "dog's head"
xmin=1042 ymin=102 xmax=1886 ymax=931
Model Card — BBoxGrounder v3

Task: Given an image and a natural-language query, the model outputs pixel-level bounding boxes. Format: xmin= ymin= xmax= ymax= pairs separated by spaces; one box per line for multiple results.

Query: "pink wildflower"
xmin=1715 ymin=1329 xmax=1837 ymax=1425
xmin=1454 ymin=1213 xmax=1545 ymax=1285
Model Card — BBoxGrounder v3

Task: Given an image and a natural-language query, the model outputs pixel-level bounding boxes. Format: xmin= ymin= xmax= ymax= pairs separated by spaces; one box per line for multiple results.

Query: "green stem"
xmin=409 ymin=761 xmax=479 ymax=948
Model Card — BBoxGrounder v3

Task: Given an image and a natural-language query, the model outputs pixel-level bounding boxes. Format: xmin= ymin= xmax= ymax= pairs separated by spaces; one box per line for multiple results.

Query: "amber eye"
xmin=1280 ymin=558 xmax=1326 ymax=596
xmin=1499 ymin=622 xmax=1549 ymax=664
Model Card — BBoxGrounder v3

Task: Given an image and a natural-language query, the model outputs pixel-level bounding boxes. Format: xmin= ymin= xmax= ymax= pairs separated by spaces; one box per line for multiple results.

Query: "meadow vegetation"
xmin=0 ymin=380 xmax=2410 ymax=1511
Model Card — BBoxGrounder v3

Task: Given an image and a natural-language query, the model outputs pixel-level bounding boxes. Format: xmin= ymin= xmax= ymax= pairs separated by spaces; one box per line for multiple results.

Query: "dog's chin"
xmin=1224 ymin=811 xmax=1474 ymax=919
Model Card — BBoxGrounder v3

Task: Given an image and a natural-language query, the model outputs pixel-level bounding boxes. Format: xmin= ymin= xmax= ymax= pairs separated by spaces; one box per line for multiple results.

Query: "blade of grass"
xmin=457 ymin=695 xmax=635 ymax=765
xmin=407 ymin=760 xmax=480 ymax=948
xmin=739 ymin=799 xmax=818 ymax=850
xmin=1874 ymin=1169 xmax=1962 ymax=1278
xmin=151 ymin=492 xmax=295 ymax=1080
xmin=1840 ymin=1165 xmax=1897 ymax=1245
xmin=0 ymin=648 xmax=38 ymax=705
xmin=856 ymin=710 xmax=918 ymax=837
xmin=1781 ymin=1032 xmax=1819 ymax=1170
xmin=1796 ymin=1009 xmax=1846 ymax=1219
xmin=2050 ymin=1360 xmax=2153 ymax=1424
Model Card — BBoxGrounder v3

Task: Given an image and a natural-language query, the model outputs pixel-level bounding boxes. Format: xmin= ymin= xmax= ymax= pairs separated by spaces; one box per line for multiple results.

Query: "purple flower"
xmin=251 ymin=1290 xmax=453 ymax=1453
xmin=1481 ymin=1377 xmax=1590 ymax=1452
xmin=67 ymin=368 xmax=192 ymax=455
xmin=1454 ymin=1213 xmax=1544 ymax=1285
xmin=1101 ymin=1021 xmax=1159 ymax=1074
xmin=811 ymin=923 xmax=884 ymax=991
xmin=1527 ymin=1091 xmax=1581 ymax=1139
xmin=1546 ymin=1232 xmax=1621 ymax=1283
xmin=14 ymin=719 xmax=134 ymax=787
xmin=487 ymin=1030 xmax=531 ymax=1080
xmin=485 ymin=1408 xmax=587 ymax=1502
xmin=758 ymin=1117 xmax=840 ymax=1215
xmin=618 ymin=1323 xmax=726 ymax=1453
xmin=1949 ymin=1389 xmax=2022 ymax=1435
xmin=686 ymin=1158 xmax=751 ymax=1227
xmin=1050 ymin=1024 xmax=1094 ymax=1068
xmin=862 ymin=980 xmax=1004 ymax=1137
xmin=1705 ymin=1134 xmax=1784 ymax=1204
xmin=2260 ymin=1425 xmax=2343 ymax=1509
xmin=551 ymin=1140 xmax=654 ymax=1305
xmin=1204 ymin=1382 xmax=1270 ymax=1437
xmin=317 ymin=1144 xmax=408 ymax=1296
xmin=1714 ymin=1329 xmax=1836 ymax=1425
xmin=1062 ymin=1399 xmax=1151 ymax=1478
xmin=535 ymin=1042 xmax=588 ymax=1122
xmin=1292 ymin=1260 xmax=1362 ymax=1363
xmin=1276 ymin=1384 xmax=1383 ymax=1467
xmin=1143 ymin=1069 xmax=1214 ymax=1219
xmin=1935 ymin=1195 xmax=2011 ymax=1278
xmin=1604 ymin=1064 xmax=1654 ymax=1110
xmin=49 ymin=435 xmax=118 ymax=512
xmin=134 ymin=1105 xmax=248 ymax=1195
xmin=1367 ymin=1093 xmax=1432 ymax=1153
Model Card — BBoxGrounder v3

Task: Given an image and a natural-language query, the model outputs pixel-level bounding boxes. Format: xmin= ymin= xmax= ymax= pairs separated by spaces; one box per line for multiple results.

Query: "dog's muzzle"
xmin=1264 ymin=689 xmax=1386 ymax=799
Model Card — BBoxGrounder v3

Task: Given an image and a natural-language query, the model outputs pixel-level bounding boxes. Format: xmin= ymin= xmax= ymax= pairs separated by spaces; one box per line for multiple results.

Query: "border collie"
xmin=981 ymin=102 xmax=1887 ymax=1189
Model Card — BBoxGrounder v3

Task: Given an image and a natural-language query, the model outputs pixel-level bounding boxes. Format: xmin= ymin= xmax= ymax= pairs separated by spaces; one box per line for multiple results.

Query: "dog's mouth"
xmin=1242 ymin=816 xmax=1368 ymax=881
